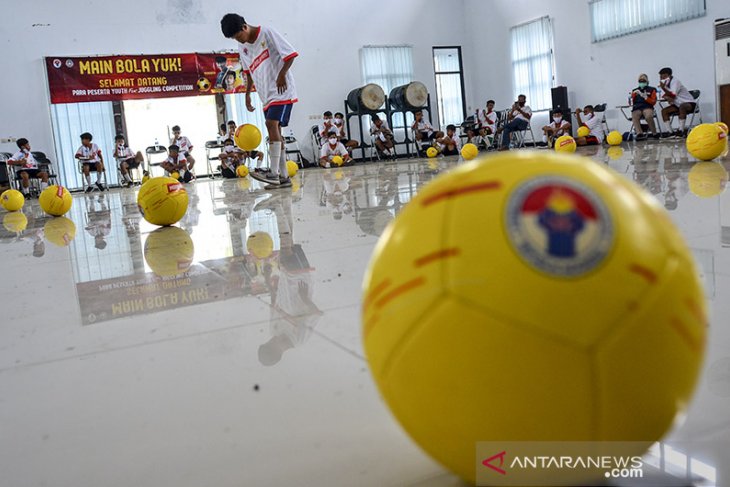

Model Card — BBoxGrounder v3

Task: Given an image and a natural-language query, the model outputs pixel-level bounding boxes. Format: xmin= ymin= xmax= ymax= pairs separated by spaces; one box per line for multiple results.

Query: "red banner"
xmin=45 ymin=52 xmax=253 ymax=104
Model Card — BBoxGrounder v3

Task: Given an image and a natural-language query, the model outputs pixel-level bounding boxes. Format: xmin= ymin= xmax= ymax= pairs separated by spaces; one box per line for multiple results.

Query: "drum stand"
xmin=388 ymin=94 xmax=433 ymax=158
xmin=344 ymin=98 xmax=390 ymax=163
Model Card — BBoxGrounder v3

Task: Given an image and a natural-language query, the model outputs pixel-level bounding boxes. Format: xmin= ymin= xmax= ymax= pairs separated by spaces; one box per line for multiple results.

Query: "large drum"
xmin=347 ymin=84 xmax=385 ymax=112
xmin=389 ymin=81 xmax=428 ymax=111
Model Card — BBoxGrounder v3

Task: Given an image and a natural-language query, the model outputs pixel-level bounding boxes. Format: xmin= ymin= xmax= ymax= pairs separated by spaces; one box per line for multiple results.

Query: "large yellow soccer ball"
xmin=577 ymin=126 xmax=590 ymax=138
xmin=137 ymin=176 xmax=189 ymax=226
xmin=246 ymin=231 xmax=274 ymax=259
xmin=686 ymin=123 xmax=728 ymax=161
xmin=554 ymin=134 xmax=577 ymax=153
xmin=426 ymin=147 xmax=439 ymax=158
xmin=3 ymin=212 xmax=27 ymax=232
xmin=234 ymin=123 xmax=262 ymax=151
xmin=362 ymin=151 xmax=706 ymax=485
xmin=39 ymin=185 xmax=72 ymax=216
xmin=331 ymin=155 xmax=344 ymax=167
xmin=1 ymin=189 xmax=25 ymax=212
xmin=144 ymin=226 xmax=194 ymax=277
xmin=44 ymin=217 xmax=76 ymax=247
xmin=461 ymin=143 xmax=478 ymax=161
xmin=286 ymin=160 xmax=299 ymax=177
xmin=236 ymin=165 xmax=249 ymax=178
xmin=688 ymin=162 xmax=729 ymax=198
xmin=607 ymin=130 xmax=623 ymax=146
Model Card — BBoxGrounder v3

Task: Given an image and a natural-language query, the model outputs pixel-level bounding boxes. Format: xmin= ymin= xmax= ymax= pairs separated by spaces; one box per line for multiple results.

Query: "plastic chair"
xmin=145 ymin=145 xmax=168 ymax=177
xmin=205 ymin=140 xmax=224 ymax=178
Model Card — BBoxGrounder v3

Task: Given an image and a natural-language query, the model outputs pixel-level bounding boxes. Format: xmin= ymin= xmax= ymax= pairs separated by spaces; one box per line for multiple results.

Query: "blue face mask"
xmin=638 ymin=82 xmax=648 ymax=89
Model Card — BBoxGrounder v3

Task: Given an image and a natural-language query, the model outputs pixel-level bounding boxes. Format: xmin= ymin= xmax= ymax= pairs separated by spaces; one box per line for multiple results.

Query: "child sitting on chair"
xmin=114 ymin=134 xmax=143 ymax=188
xmin=320 ymin=132 xmax=351 ymax=168
xmin=8 ymin=138 xmax=49 ymax=198
xmin=435 ymin=124 xmax=461 ymax=156
xmin=370 ymin=115 xmax=395 ymax=159
xmin=75 ymin=132 xmax=107 ymax=193
xmin=162 ymin=145 xmax=193 ymax=183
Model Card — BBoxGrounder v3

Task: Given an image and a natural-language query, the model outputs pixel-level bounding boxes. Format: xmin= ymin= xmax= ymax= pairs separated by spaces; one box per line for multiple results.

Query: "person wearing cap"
xmin=630 ymin=74 xmax=659 ymax=141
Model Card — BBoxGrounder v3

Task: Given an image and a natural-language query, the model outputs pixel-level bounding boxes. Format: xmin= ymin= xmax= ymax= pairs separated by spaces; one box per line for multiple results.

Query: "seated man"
xmin=320 ymin=132 xmax=352 ymax=168
xmin=75 ymin=132 xmax=107 ymax=192
xmin=475 ymin=100 xmax=498 ymax=146
xmin=219 ymin=138 xmax=244 ymax=178
xmin=411 ymin=110 xmax=443 ymax=148
xmin=370 ymin=115 xmax=395 ymax=158
xmin=630 ymin=74 xmax=659 ymax=141
xmin=498 ymin=94 xmax=532 ymax=151
xmin=541 ymin=110 xmax=571 ymax=147
xmin=574 ymin=105 xmax=606 ymax=146
xmin=8 ymin=138 xmax=49 ymax=198
xmin=113 ymin=134 xmax=143 ymax=188
xmin=658 ymin=67 xmax=696 ymax=137
xmin=170 ymin=125 xmax=196 ymax=172
xmin=332 ymin=112 xmax=359 ymax=151
xmin=435 ymin=124 xmax=462 ymax=156
xmin=161 ymin=145 xmax=193 ymax=183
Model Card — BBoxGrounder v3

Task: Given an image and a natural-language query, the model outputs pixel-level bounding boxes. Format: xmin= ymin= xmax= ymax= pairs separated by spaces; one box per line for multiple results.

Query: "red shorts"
xmin=584 ymin=135 xmax=600 ymax=145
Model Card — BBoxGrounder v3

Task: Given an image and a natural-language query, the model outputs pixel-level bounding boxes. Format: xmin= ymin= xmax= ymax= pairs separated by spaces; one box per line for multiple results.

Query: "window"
xmin=510 ymin=16 xmax=555 ymax=111
xmin=360 ymin=46 xmax=414 ymax=131
xmin=433 ymin=47 xmax=466 ymax=128
xmin=590 ymin=0 xmax=706 ymax=43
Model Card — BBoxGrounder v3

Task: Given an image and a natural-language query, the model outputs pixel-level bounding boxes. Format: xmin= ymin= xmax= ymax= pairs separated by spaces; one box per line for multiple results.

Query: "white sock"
xmin=96 ymin=172 xmax=102 ymax=183
xmin=269 ymin=143 xmax=281 ymax=176
xmin=279 ymin=143 xmax=289 ymax=179
xmin=85 ymin=174 xmax=91 ymax=186
xmin=22 ymin=185 xmax=30 ymax=195
xmin=40 ymin=182 xmax=49 ymax=190
xmin=679 ymin=119 xmax=686 ymax=131
xmin=125 ymin=174 xmax=133 ymax=182
xmin=542 ymin=135 xmax=548 ymax=143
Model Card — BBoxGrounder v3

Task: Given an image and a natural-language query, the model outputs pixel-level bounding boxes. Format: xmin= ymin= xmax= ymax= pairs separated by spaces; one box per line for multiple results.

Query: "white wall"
xmin=0 ymin=0 xmax=468 ymax=162
xmin=463 ymin=0 xmax=730 ymax=133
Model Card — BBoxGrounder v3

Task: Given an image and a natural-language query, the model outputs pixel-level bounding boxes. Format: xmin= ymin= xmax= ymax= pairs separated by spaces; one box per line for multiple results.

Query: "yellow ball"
xmin=688 ymin=162 xmax=729 ymax=198
xmin=461 ymin=143 xmax=478 ymax=161
xmin=39 ymin=185 xmax=72 ymax=216
xmin=246 ymin=231 xmax=274 ymax=259
xmin=426 ymin=147 xmax=439 ymax=158
xmin=686 ymin=123 xmax=728 ymax=161
xmin=286 ymin=160 xmax=299 ymax=177
xmin=234 ymin=123 xmax=262 ymax=151
xmin=43 ymin=217 xmax=76 ymax=247
xmin=291 ymin=178 xmax=301 ymax=194
xmin=715 ymin=122 xmax=728 ymax=135
xmin=1 ymin=189 xmax=25 ymax=212
xmin=144 ymin=226 xmax=194 ymax=277
xmin=362 ymin=151 xmax=706 ymax=485
xmin=577 ymin=126 xmax=590 ymax=138
xmin=170 ymin=171 xmax=180 ymax=180
xmin=554 ymin=134 xmax=576 ymax=153
xmin=236 ymin=165 xmax=249 ymax=178
xmin=332 ymin=155 xmax=344 ymax=167
xmin=3 ymin=212 xmax=27 ymax=232
xmin=606 ymin=146 xmax=624 ymax=160
xmin=237 ymin=178 xmax=251 ymax=191
xmin=607 ymin=130 xmax=623 ymax=146
xmin=137 ymin=176 xmax=189 ymax=226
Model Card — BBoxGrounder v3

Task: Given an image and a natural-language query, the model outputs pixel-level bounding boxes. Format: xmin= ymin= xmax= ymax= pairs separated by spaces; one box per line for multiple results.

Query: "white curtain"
xmin=510 ymin=17 xmax=554 ymax=112
xmin=51 ymin=101 xmax=117 ymax=190
xmin=360 ymin=46 xmax=414 ymax=132
xmin=590 ymin=0 xmax=706 ymax=43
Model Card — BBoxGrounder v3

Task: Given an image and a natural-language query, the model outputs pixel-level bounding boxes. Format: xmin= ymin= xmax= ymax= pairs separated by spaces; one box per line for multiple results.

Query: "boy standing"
xmin=75 ymin=132 xmax=107 ymax=192
xmin=8 ymin=138 xmax=49 ymax=198
xmin=221 ymin=13 xmax=298 ymax=189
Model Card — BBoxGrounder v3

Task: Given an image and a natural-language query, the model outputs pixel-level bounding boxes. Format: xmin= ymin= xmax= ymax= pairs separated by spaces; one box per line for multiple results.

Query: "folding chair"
xmin=146 ymin=145 xmax=168 ymax=177
xmin=283 ymin=128 xmax=304 ymax=166
xmin=513 ymin=123 xmax=536 ymax=148
xmin=659 ymin=90 xmax=703 ymax=132
xmin=0 ymin=153 xmax=12 ymax=192
xmin=205 ymin=140 xmax=224 ymax=178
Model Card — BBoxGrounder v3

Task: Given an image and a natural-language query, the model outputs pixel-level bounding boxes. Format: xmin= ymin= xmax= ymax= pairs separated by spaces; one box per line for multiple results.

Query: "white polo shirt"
xmin=76 ymin=143 xmax=102 ymax=163
xmin=9 ymin=149 xmax=39 ymax=169
xmin=662 ymin=77 xmax=695 ymax=107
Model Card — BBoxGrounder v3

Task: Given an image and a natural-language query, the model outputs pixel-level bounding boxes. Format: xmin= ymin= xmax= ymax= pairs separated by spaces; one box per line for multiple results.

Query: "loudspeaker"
xmin=551 ymin=86 xmax=569 ymax=110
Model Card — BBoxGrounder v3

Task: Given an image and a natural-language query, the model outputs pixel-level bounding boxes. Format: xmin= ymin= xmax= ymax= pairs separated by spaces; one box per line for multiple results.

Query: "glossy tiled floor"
xmin=1 ymin=142 xmax=729 ymax=487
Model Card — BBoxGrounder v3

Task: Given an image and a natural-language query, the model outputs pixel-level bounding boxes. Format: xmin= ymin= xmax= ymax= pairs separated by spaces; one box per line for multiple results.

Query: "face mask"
xmin=553 ymin=117 xmax=562 ymax=123
xmin=638 ymin=82 xmax=648 ymax=89
xmin=324 ymin=118 xmax=332 ymax=123
xmin=334 ymin=118 xmax=343 ymax=125
xmin=329 ymin=137 xmax=338 ymax=145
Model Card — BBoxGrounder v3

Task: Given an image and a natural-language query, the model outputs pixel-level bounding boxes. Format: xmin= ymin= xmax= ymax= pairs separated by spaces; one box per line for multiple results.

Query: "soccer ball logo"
xmin=197 ymin=77 xmax=211 ymax=92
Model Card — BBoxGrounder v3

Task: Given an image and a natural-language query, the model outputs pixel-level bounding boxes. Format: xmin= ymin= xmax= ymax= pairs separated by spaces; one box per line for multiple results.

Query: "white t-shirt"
xmin=582 ymin=113 xmax=606 ymax=140
xmin=9 ymin=149 xmax=38 ymax=169
xmin=76 ymin=143 xmax=102 ymax=163
xmin=238 ymin=25 xmax=299 ymax=111
xmin=113 ymin=145 xmax=135 ymax=161
xmin=547 ymin=119 xmax=570 ymax=136
xmin=165 ymin=153 xmax=188 ymax=166
xmin=370 ymin=121 xmax=391 ymax=135
xmin=221 ymin=146 xmax=242 ymax=169
xmin=512 ymin=105 xmax=532 ymax=122
xmin=320 ymin=142 xmax=348 ymax=160
xmin=446 ymin=133 xmax=462 ymax=150
xmin=319 ymin=120 xmax=337 ymax=139
xmin=413 ymin=119 xmax=434 ymax=135
xmin=477 ymin=110 xmax=497 ymax=132
xmin=172 ymin=136 xmax=193 ymax=153
xmin=661 ymin=77 xmax=695 ymax=106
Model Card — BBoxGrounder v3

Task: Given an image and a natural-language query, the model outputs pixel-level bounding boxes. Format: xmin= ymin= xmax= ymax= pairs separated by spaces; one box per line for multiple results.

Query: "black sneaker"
xmin=85 ymin=186 xmax=94 ymax=193
xmin=651 ymin=133 xmax=661 ymax=140
xmin=96 ymin=181 xmax=107 ymax=192
xmin=23 ymin=192 xmax=31 ymax=200
xmin=635 ymin=133 xmax=648 ymax=141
